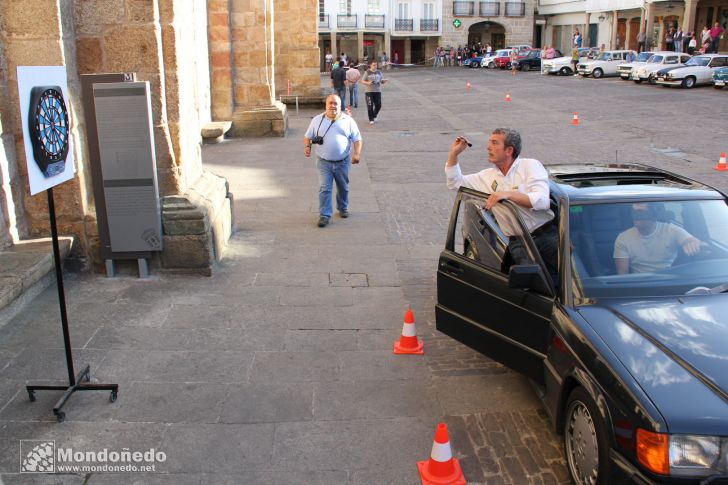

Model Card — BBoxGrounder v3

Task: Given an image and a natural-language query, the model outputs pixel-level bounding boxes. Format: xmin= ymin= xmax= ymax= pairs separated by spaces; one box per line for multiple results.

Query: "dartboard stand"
xmin=25 ymin=188 xmax=119 ymax=423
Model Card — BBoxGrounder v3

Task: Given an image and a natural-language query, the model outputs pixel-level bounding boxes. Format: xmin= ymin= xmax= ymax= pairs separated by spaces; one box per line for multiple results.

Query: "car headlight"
xmin=637 ymin=429 xmax=726 ymax=477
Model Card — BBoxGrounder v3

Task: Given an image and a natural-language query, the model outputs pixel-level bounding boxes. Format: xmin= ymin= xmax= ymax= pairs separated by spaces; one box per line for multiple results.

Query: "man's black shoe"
xmin=317 ymin=216 xmax=330 ymax=227
xmin=339 ymin=210 xmax=349 ymax=218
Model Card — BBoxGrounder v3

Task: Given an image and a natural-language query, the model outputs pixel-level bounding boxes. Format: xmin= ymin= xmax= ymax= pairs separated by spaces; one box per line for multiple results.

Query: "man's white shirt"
xmin=445 ymin=158 xmax=554 ymax=236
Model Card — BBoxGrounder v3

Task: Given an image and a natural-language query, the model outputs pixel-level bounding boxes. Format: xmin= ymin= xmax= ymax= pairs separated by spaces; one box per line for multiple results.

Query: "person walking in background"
xmin=324 ymin=51 xmax=333 ymax=72
xmin=710 ymin=21 xmax=724 ymax=53
xmin=571 ymin=48 xmax=580 ymax=76
xmin=688 ymin=33 xmax=697 ymax=54
xmin=665 ymin=28 xmax=674 ymax=52
xmin=380 ymin=51 xmax=389 ymax=69
xmin=362 ymin=60 xmax=387 ymax=125
xmin=393 ymin=51 xmax=399 ymax=65
xmin=701 ymin=25 xmax=712 ymax=51
xmin=345 ymin=60 xmax=361 ymax=109
xmin=683 ymin=31 xmax=693 ymax=53
xmin=674 ymin=28 xmax=684 ymax=52
xmin=637 ymin=31 xmax=646 ymax=53
xmin=574 ymin=28 xmax=582 ymax=48
xmin=304 ymin=95 xmax=362 ymax=228
xmin=510 ymin=48 xmax=518 ymax=75
xmin=330 ymin=60 xmax=347 ymax=107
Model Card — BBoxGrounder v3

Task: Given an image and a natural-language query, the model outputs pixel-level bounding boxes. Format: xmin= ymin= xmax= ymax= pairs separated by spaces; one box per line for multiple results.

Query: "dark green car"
xmin=714 ymin=66 xmax=728 ymax=89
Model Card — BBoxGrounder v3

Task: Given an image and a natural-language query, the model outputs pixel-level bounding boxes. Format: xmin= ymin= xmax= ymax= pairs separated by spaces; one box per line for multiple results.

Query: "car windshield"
xmin=595 ymin=52 xmax=610 ymax=61
xmin=636 ymin=52 xmax=652 ymax=62
xmin=648 ymin=55 xmax=663 ymax=63
xmin=569 ymin=199 xmax=728 ymax=298
xmin=685 ymin=56 xmax=710 ymax=66
xmin=496 ymin=50 xmax=509 ymax=57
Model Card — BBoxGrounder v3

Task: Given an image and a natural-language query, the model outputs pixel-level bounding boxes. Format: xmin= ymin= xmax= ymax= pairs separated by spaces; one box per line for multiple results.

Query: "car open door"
xmin=436 ymin=188 xmax=554 ymax=384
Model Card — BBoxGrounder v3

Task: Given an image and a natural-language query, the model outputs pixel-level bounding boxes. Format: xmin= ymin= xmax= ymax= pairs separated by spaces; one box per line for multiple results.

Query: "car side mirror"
xmin=508 ymin=264 xmax=549 ymax=292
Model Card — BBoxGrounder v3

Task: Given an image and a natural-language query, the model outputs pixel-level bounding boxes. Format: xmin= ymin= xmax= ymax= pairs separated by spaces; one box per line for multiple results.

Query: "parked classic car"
xmin=578 ymin=50 xmax=637 ymax=78
xmin=462 ymin=54 xmax=485 ymax=68
xmin=631 ymin=52 xmax=692 ymax=84
xmin=490 ymin=49 xmax=514 ymax=69
xmin=712 ymin=66 xmax=728 ymax=89
xmin=656 ymin=54 xmax=728 ymax=88
xmin=616 ymin=51 xmax=654 ymax=79
xmin=542 ymin=48 xmax=591 ymax=75
xmin=513 ymin=48 xmax=563 ymax=71
xmin=437 ymin=163 xmax=728 ymax=484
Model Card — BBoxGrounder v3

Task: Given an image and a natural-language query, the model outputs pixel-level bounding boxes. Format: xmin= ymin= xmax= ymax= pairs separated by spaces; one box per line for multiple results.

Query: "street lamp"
xmin=598 ymin=14 xmax=606 ymax=22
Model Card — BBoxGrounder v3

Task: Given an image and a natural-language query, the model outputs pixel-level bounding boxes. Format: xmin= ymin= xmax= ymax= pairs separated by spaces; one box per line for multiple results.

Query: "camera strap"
xmin=315 ymin=114 xmax=337 ymax=140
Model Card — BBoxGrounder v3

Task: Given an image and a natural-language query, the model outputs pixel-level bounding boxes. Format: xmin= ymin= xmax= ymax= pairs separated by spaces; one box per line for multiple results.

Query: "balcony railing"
xmin=420 ymin=19 xmax=439 ymax=31
xmin=453 ymin=1 xmax=475 ymax=16
xmin=318 ymin=14 xmax=329 ymax=29
xmin=479 ymin=1 xmax=500 ymax=16
xmin=394 ymin=18 xmax=414 ymax=31
xmin=505 ymin=2 xmax=525 ymax=16
xmin=337 ymin=14 xmax=357 ymax=28
xmin=365 ymin=14 xmax=385 ymax=28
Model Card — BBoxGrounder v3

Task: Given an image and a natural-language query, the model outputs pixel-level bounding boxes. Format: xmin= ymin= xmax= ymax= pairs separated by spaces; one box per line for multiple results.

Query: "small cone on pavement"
xmin=466 ymin=80 xmax=471 ymax=90
xmin=417 ymin=423 xmax=466 ymax=485
xmin=571 ymin=112 xmax=580 ymax=125
xmin=505 ymin=93 xmax=511 ymax=102
xmin=393 ymin=309 xmax=424 ymax=355
xmin=714 ymin=152 xmax=727 ymax=171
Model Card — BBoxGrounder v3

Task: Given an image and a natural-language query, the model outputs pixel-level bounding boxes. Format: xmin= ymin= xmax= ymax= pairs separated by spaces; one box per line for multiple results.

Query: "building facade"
xmin=539 ymin=0 xmax=728 ymax=53
xmin=441 ymin=0 xmax=538 ymax=49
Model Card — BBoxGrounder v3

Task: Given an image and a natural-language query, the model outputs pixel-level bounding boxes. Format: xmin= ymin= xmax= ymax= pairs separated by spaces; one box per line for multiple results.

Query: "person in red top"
xmin=710 ymin=21 xmax=724 ymax=53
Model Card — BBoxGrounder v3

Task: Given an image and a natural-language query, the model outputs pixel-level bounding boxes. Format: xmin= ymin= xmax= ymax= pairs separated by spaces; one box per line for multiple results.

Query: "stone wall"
xmin=274 ymin=0 xmax=320 ymax=98
xmin=0 ymin=30 xmax=19 ymax=249
xmin=441 ymin=1 xmax=536 ymax=47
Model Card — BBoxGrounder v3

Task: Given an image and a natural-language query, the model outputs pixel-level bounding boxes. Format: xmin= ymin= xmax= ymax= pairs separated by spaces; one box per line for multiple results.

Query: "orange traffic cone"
xmin=571 ymin=112 xmax=580 ymax=125
xmin=505 ymin=93 xmax=511 ymax=102
xmin=466 ymin=80 xmax=471 ymax=90
xmin=346 ymin=106 xmax=352 ymax=116
xmin=417 ymin=423 xmax=466 ymax=485
xmin=714 ymin=152 xmax=727 ymax=171
xmin=393 ymin=309 xmax=424 ymax=355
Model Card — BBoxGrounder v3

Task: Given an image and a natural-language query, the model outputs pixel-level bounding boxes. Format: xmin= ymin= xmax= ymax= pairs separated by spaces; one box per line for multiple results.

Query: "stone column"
xmin=644 ymin=1 xmax=654 ymax=46
xmin=404 ymin=37 xmax=411 ymax=63
xmin=584 ymin=13 xmax=591 ymax=46
xmin=682 ymin=0 xmax=698 ymax=33
xmin=330 ymin=31 xmax=337 ymax=59
xmin=612 ymin=10 xmax=619 ymax=49
xmin=208 ymin=0 xmax=234 ymax=121
xmin=275 ymin=0 xmax=319 ymax=98
xmin=357 ymin=31 xmax=364 ymax=62
xmin=384 ymin=31 xmax=391 ymax=58
xmin=625 ymin=17 xmax=632 ymax=49
xmin=229 ymin=0 xmax=287 ymax=137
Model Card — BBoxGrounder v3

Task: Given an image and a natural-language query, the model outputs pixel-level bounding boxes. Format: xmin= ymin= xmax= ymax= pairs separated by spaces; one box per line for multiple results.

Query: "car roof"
xmin=547 ymin=163 xmax=725 ymax=203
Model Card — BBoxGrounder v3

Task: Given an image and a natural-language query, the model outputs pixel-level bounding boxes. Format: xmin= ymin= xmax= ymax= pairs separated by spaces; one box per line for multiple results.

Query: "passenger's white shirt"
xmin=445 ymin=158 xmax=554 ymax=236
xmin=613 ymin=222 xmax=693 ymax=273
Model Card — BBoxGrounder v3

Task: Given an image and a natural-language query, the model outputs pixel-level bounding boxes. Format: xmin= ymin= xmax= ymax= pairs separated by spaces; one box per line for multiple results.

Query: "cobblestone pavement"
xmin=1 ymin=66 xmax=726 ymax=484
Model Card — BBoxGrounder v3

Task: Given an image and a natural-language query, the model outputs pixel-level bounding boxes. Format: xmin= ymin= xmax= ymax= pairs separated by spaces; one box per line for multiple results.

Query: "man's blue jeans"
xmin=348 ymin=83 xmax=358 ymax=108
xmin=317 ymin=155 xmax=351 ymax=218
xmin=335 ymin=87 xmax=346 ymax=107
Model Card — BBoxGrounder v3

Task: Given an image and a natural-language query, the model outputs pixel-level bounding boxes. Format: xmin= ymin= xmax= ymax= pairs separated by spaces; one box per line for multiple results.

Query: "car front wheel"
xmin=715 ymin=84 xmax=725 ymax=89
xmin=564 ymin=387 xmax=610 ymax=485
xmin=633 ymin=78 xmax=643 ymax=84
xmin=471 ymin=62 xmax=480 ymax=68
xmin=592 ymin=68 xmax=604 ymax=79
xmin=681 ymin=76 xmax=696 ymax=89
xmin=520 ymin=63 xmax=528 ymax=71
xmin=489 ymin=61 xmax=495 ymax=69
xmin=648 ymin=75 xmax=657 ymax=85
xmin=560 ymin=66 xmax=572 ymax=75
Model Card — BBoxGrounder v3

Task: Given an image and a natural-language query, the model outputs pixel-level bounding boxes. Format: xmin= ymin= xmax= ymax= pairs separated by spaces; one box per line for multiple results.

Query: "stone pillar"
xmin=330 ymin=31 xmax=337 ymax=59
xmin=357 ymin=31 xmax=364 ymax=62
xmin=584 ymin=13 xmax=590 ymax=46
xmin=208 ymin=0 xmax=234 ymax=121
xmin=384 ymin=31 xmax=391 ymax=58
xmin=404 ymin=37 xmax=411 ymax=63
xmin=683 ymin=0 xmax=698 ymax=33
xmin=612 ymin=10 xmax=619 ymax=49
xmin=644 ymin=1 xmax=654 ymax=47
xmin=625 ymin=17 xmax=632 ymax=49
xmin=229 ymin=0 xmax=287 ymax=138
xmin=275 ymin=0 xmax=319 ymax=98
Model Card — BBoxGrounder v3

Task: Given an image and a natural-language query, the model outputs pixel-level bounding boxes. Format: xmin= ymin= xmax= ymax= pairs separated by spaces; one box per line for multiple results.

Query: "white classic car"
xmin=617 ymin=51 xmax=655 ymax=80
xmin=542 ymin=48 xmax=591 ymax=75
xmin=656 ymin=54 xmax=728 ymax=88
xmin=632 ymin=52 xmax=692 ymax=84
xmin=578 ymin=50 xmax=637 ymax=78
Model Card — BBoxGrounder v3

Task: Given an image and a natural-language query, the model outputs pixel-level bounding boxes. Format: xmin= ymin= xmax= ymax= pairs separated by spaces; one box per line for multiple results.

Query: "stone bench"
xmin=201 ymin=121 xmax=232 ymax=144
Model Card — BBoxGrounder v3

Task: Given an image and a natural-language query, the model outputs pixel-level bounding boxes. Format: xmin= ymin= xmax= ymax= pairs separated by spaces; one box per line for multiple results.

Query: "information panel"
xmin=93 ymin=82 xmax=162 ymax=252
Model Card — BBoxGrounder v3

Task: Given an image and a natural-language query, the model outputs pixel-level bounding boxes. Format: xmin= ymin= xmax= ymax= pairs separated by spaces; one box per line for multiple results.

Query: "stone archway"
xmin=468 ymin=21 xmax=507 ymax=49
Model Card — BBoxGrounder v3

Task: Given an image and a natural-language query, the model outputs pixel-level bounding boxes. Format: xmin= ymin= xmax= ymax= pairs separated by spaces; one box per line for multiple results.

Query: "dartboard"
xmin=28 ymin=86 xmax=70 ymax=178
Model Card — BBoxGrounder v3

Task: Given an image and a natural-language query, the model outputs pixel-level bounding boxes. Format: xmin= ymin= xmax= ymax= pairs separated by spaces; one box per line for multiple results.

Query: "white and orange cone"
xmin=393 ymin=308 xmax=424 ymax=355
xmin=571 ymin=112 xmax=580 ymax=125
xmin=504 ymin=93 xmax=512 ymax=102
xmin=466 ymin=80 xmax=471 ymax=90
xmin=714 ymin=152 xmax=727 ymax=171
xmin=417 ymin=423 xmax=466 ymax=485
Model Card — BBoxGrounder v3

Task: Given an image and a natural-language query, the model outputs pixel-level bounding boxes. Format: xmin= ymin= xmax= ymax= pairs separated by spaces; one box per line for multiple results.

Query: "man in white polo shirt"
xmin=445 ymin=128 xmax=557 ymax=278
xmin=304 ymin=94 xmax=362 ymax=227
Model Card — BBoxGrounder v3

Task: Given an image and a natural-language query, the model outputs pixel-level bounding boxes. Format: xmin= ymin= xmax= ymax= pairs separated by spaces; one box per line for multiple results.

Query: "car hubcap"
xmin=566 ymin=401 xmax=599 ymax=485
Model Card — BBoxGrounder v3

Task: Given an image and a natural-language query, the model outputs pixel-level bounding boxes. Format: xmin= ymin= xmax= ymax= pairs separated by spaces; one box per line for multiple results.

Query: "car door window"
xmin=612 ymin=53 xmax=622 ymax=61
xmin=453 ymin=192 xmax=536 ymax=273
xmin=666 ymin=56 xmax=678 ymax=64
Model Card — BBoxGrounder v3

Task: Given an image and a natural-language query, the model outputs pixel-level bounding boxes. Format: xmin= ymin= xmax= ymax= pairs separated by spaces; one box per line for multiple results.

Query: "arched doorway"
xmin=468 ymin=21 xmax=507 ymax=49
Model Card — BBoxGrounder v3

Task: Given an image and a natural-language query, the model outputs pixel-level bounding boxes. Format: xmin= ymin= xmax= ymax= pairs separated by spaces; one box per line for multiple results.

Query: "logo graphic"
xmin=452 ymin=19 xmax=462 ymax=28
xmin=20 ymin=440 xmax=55 ymax=473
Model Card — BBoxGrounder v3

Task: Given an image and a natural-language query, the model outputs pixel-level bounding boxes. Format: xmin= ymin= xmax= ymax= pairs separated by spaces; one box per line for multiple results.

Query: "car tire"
xmin=471 ymin=62 xmax=480 ymax=68
xmin=620 ymin=75 xmax=630 ymax=81
xmin=592 ymin=68 xmax=604 ymax=79
xmin=648 ymin=75 xmax=657 ymax=85
xmin=681 ymin=76 xmax=696 ymax=89
xmin=564 ymin=387 xmax=610 ymax=485
xmin=489 ymin=61 xmax=495 ymax=69
xmin=715 ymin=84 xmax=725 ymax=89
xmin=520 ymin=63 xmax=528 ymax=71
xmin=560 ymin=66 xmax=572 ymax=75
xmin=633 ymin=78 xmax=643 ymax=84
